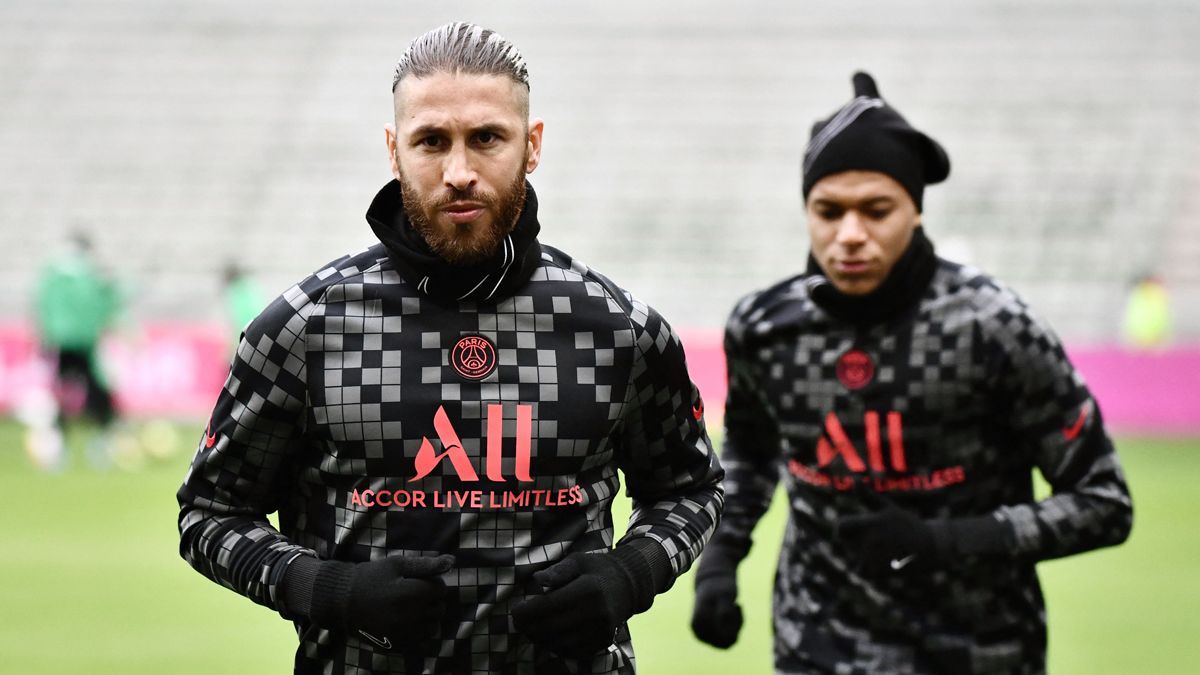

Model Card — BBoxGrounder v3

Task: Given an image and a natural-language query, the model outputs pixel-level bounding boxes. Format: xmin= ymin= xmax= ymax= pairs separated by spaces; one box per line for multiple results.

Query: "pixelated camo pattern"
xmin=715 ymin=259 xmax=1131 ymax=674
xmin=177 ymin=243 xmax=723 ymax=674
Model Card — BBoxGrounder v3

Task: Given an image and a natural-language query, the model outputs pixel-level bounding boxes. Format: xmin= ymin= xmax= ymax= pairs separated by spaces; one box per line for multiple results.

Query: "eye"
xmin=417 ymin=135 xmax=443 ymax=149
xmin=474 ymin=131 xmax=499 ymax=145
xmin=865 ymin=207 xmax=892 ymax=220
xmin=815 ymin=205 xmax=844 ymax=220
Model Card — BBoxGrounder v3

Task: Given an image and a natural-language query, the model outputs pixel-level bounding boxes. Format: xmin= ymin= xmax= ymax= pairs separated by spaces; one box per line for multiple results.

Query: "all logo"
xmin=816 ymin=411 xmax=908 ymax=473
xmin=451 ymin=335 xmax=497 ymax=380
xmin=410 ymin=404 xmax=532 ymax=482
xmin=836 ymin=349 xmax=875 ymax=390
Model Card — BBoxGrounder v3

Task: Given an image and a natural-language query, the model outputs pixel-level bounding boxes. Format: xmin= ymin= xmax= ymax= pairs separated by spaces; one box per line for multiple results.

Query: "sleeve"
xmin=951 ymin=298 xmax=1134 ymax=561
xmin=611 ymin=299 xmax=725 ymax=588
xmin=703 ymin=304 xmax=782 ymax=566
xmin=176 ymin=288 xmax=316 ymax=612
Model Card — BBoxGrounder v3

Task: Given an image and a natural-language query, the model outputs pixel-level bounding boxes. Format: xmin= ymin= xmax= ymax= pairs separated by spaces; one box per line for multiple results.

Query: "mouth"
xmin=835 ymin=259 xmax=871 ymax=275
xmin=441 ymin=202 xmax=487 ymax=225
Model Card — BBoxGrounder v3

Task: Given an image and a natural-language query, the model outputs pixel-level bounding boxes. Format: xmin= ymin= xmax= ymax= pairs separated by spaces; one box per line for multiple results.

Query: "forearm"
xmin=177 ymin=505 xmax=312 ymax=611
xmin=620 ymin=477 xmax=724 ymax=585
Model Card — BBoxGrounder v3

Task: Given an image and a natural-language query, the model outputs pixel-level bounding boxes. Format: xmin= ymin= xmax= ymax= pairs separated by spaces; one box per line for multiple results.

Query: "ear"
xmin=384 ymin=123 xmax=401 ymax=181
xmin=524 ymin=118 xmax=544 ymax=174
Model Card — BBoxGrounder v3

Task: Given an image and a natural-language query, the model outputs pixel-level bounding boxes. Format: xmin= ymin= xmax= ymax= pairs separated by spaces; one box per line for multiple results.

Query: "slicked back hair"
xmin=392 ymin=22 xmax=530 ymax=99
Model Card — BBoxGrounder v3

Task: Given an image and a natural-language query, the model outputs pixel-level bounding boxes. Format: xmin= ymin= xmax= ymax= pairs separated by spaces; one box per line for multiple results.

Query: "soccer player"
xmin=177 ymin=23 xmax=723 ymax=674
xmin=690 ymin=72 xmax=1132 ymax=674
xmin=32 ymin=230 xmax=122 ymax=467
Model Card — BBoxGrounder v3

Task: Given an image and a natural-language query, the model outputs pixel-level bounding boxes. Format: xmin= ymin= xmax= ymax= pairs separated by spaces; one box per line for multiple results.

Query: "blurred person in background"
xmin=219 ymin=260 xmax=264 ymax=347
xmin=177 ymin=22 xmax=723 ymax=675
xmin=690 ymin=72 xmax=1132 ymax=674
xmin=30 ymin=229 xmax=122 ymax=468
xmin=1121 ymin=272 xmax=1172 ymax=349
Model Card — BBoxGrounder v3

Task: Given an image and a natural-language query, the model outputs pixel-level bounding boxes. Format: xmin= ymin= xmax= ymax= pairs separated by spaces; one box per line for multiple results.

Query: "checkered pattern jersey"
xmin=713 ymin=259 xmax=1132 ymax=675
xmin=176 ymin=243 xmax=724 ymax=675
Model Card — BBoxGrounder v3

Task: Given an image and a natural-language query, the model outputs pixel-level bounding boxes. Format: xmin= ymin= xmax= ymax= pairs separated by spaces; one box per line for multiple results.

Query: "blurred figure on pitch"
xmin=1121 ymin=272 xmax=1172 ymax=350
xmin=30 ymin=230 xmax=123 ymax=469
xmin=690 ymin=72 xmax=1132 ymax=674
xmin=220 ymin=261 xmax=264 ymax=346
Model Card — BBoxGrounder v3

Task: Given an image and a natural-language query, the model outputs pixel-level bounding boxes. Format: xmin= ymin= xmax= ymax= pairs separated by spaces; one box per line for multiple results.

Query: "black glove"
xmin=835 ymin=506 xmax=950 ymax=578
xmin=512 ymin=542 xmax=665 ymax=658
xmin=690 ymin=548 xmax=743 ymax=649
xmin=282 ymin=553 xmax=455 ymax=649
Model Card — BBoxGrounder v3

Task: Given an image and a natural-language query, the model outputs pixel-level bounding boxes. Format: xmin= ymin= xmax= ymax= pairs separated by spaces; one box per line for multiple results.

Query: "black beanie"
xmin=801 ymin=72 xmax=950 ymax=212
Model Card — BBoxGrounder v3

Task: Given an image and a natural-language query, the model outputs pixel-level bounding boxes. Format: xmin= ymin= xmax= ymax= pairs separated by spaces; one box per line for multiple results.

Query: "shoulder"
xmin=534 ymin=244 xmax=680 ymax=353
xmin=725 ymin=273 xmax=816 ymax=350
xmin=928 ymin=259 xmax=1064 ymax=356
xmin=534 ymin=243 xmax=640 ymax=317
xmin=245 ymin=243 xmax=393 ymax=343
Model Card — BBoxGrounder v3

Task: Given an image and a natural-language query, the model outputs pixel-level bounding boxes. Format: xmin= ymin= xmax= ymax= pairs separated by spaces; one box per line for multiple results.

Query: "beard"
xmin=399 ymin=160 xmax=528 ymax=267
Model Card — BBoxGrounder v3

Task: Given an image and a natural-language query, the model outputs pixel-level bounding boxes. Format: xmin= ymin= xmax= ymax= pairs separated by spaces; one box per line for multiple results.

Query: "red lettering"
xmin=865 ymin=411 xmax=885 ymax=473
xmin=375 ymin=491 xmax=392 ymax=507
xmin=515 ymin=405 xmax=533 ymax=481
xmin=486 ymin=404 xmax=504 ymax=481
xmin=351 ymin=489 xmax=363 ymax=507
xmin=361 ymin=489 xmax=375 ymax=507
xmin=887 ymin=412 xmax=908 ymax=472
xmin=411 ymin=406 xmax=479 ymax=482
xmin=817 ymin=413 xmax=866 ymax=472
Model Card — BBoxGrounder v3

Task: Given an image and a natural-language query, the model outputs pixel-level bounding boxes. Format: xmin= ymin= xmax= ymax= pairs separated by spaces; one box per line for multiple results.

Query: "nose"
xmin=443 ymin=145 xmax=477 ymax=192
xmin=835 ymin=212 xmax=868 ymax=246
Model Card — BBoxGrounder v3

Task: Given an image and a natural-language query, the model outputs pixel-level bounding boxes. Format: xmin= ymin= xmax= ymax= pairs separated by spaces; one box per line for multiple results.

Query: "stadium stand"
xmin=1 ymin=0 xmax=1197 ymax=342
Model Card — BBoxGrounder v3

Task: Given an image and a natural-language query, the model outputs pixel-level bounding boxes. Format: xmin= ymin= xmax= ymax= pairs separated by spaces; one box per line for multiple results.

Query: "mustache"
xmin=426 ymin=186 xmax=498 ymax=209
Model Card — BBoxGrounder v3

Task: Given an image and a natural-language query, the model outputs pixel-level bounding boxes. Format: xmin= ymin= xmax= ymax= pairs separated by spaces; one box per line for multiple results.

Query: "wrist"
xmin=309 ymin=559 xmax=354 ymax=630
xmin=695 ymin=544 xmax=740 ymax=584
xmin=610 ymin=538 xmax=672 ymax=615
xmin=946 ymin=514 xmax=1014 ymax=555
xmin=279 ymin=554 xmax=323 ymax=619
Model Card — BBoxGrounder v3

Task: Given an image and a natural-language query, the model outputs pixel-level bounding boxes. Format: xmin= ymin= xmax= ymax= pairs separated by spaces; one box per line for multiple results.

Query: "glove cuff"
xmin=941 ymin=514 xmax=1014 ymax=556
xmin=279 ymin=554 xmax=323 ymax=620
xmin=309 ymin=559 xmax=355 ymax=630
xmin=694 ymin=544 xmax=741 ymax=584
xmin=610 ymin=538 xmax=672 ymax=615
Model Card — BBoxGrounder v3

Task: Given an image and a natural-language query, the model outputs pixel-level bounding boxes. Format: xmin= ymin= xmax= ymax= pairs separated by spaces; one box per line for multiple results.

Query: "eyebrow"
xmin=811 ymin=196 xmax=896 ymax=207
xmin=406 ymin=122 xmax=513 ymax=140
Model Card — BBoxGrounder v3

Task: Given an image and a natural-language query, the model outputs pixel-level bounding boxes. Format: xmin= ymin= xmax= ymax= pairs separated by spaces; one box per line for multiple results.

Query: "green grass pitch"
xmin=0 ymin=418 xmax=1196 ymax=673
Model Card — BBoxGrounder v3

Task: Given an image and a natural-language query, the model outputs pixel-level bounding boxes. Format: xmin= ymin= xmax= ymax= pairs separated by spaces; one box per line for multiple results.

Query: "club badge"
xmin=451 ymin=334 xmax=498 ymax=380
xmin=836 ymin=349 xmax=875 ymax=390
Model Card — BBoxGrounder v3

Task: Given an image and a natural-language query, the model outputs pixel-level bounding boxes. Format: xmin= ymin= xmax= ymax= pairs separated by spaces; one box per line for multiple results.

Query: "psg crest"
xmin=836 ymin=349 xmax=875 ymax=390
xmin=451 ymin=334 xmax=498 ymax=380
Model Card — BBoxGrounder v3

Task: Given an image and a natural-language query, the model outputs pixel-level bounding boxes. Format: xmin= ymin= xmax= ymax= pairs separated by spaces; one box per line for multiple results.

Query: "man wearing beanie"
xmin=177 ymin=22 xmax=724 ymax=674
xmin=690 ymin=72 xmax=1132 ymax=674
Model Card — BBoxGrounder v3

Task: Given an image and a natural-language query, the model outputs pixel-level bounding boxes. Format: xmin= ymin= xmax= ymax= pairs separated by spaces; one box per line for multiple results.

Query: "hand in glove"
xmin=282 ymin=553 xmax=456 ymax=649
xmin=690 ymin=548 xmax=742 ymax=649
xmin=513 ymin=543 xmax=663 ymax=658
xmin=835 ymin=505 xmax=950 ymax=578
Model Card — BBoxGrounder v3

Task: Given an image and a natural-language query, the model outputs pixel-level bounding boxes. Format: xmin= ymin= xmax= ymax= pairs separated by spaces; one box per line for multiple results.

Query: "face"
xmin=386 ymin=72 xmax=543 ymax=266
xmin=806 ymin=171 xmax=921 ymax=295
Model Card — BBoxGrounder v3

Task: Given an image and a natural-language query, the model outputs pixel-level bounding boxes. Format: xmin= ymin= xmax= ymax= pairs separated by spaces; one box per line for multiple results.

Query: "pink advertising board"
xmin=1 ymin=323 xmax=1196 ymax=435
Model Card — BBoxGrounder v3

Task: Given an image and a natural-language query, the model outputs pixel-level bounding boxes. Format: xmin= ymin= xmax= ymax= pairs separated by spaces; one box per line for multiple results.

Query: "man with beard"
xmin=178 ymin=23 xmax=723 ymax=675
xmin=690 ymin=72 xmax=1132 ymax=674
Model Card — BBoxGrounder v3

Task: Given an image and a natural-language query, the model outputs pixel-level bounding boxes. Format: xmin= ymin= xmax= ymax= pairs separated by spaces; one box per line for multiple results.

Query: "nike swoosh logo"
xmin=890 ymin=554 xmax=916 ymax=570
xmin=358 ymin=630 xmax=392 ymax=650
xmin=693 ymin=401 xmax=704 ymax=421
xmin=1063 ymin=403 xmax=1090 ymax=441
xmin=204 ymin=422 xmax=217 ymax=449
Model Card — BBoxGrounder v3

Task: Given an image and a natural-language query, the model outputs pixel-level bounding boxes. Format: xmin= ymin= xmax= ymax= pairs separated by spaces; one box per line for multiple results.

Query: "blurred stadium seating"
xmin=1 ymin=0 xmax=1197 ymax=341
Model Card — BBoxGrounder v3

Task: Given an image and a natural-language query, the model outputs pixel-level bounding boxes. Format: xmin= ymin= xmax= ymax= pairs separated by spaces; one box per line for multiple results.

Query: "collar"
xmin=803 ymin=226 xmax=938 ymax=326
xmin=365 ymin=180 xmax=543 ymax=304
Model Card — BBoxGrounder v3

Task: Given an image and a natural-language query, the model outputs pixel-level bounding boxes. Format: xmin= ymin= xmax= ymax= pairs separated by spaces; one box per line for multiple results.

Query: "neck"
xmin=804 ymin=227 xmax=937 ymax=325
xmin=365 ymin=180 xmax=543 ymax=303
